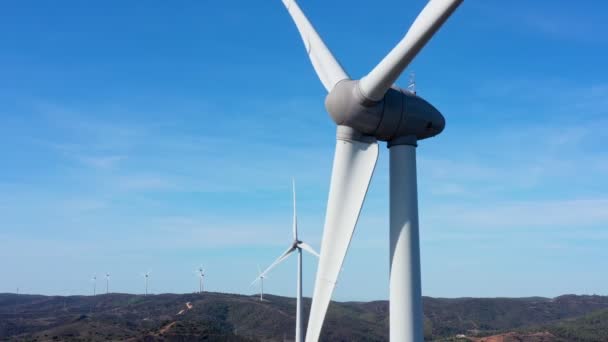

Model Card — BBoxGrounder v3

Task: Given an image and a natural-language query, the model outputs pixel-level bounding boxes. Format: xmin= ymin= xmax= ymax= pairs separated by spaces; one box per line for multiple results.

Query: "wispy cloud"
xmin=470 ymin=2 xmax=607 ymax=44
xmin=424 ymin=198 xmax=608 ymax=232
xmin=78 ymin=155 xmax=127 ymax=169
xmin=420 ymin=78 xmax=608 ymax=201
xmin=114 ymin=174 xmax=178 ymax=191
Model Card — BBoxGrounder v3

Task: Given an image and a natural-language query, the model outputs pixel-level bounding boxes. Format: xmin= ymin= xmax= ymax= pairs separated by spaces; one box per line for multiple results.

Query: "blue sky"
xmin=1 ymin=0 xmax=607 ymax=300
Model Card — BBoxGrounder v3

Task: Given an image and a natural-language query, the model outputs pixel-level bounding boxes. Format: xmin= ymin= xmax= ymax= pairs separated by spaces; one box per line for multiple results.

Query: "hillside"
xmin=1 ymin=293 xmax=607 ymax=341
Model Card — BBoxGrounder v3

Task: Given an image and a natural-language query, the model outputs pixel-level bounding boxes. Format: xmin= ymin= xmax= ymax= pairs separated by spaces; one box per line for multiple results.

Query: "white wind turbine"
xmin=91 ymin=275 xmax=97 ymax=296
xmin=251 ymin=264 xmax=267 ymax=301
xmin=105 ymin=273 xmax=110 ymax=294
xmin=275 ymin=0 xmax=463 ymax=341
xmin=196 ymin=266 xmax=205 ymax=293
xmin=142 ymin=271 xmax=150 ymax=296
xmin=255 ymin=180 xmax=319 ymax=342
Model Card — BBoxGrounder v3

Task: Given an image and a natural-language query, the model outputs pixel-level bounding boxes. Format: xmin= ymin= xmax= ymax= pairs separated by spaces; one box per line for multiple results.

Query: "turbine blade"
xmin=260 ymin=245 xmax=296 ymax=279
xmin=292 ymin=178 xmax=298 ymax=241
xmin=281 ymin=0 xmax=349 ymax=91
xmin=250 ymin=271 xmax=270 ymax=286
xmin=306 ymin=128 xmax=378 ymax=342
xmin=359 ymin=0 xmax=463 ymax=101
xmin=298 ymin=242 xmax=320 ymax=258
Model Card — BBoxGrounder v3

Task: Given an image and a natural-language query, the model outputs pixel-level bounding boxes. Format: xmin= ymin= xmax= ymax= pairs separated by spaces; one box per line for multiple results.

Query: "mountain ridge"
xmin=1 ymin=292 xmax=607 ymax=341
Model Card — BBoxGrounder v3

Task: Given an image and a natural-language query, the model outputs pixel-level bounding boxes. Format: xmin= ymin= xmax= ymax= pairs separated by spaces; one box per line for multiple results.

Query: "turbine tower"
xmin=276 ymin=1 xmax=463 ymax=341
xmin=251 ymin=264 xmax=267 ymax=301
xmin=255 ymin=180 xmax=319 ymax=342
xmin=105 ymin=273 xmax=110 ymax=294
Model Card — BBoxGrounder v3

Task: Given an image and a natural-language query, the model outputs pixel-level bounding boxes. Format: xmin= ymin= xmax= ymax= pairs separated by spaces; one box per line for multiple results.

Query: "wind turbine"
xmin=105 ymin=273 xmax=110 ymax=294
xmin=196 ymin=266 xmax=205 ymax=293
xmin=276 ymin=0 xmax=463 ymax=341
xmin=251 ymin=264 xmax=267 ymax=301
xmin=91 ymin=275 xmax=97 ymax=296
xmin=255 ymin=180 xmax=319 ymax=342
xmin=142 ymin=271 xmax=150 ymax=296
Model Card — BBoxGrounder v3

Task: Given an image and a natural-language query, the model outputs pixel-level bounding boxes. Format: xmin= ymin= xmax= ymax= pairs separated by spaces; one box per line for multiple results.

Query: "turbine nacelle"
xmin=325 ymin=80 xmax=445 ymax=143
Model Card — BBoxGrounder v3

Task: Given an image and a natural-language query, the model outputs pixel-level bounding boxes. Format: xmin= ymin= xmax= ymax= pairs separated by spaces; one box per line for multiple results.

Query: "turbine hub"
xmin=325 ymin=80 xmax=445 ymax=142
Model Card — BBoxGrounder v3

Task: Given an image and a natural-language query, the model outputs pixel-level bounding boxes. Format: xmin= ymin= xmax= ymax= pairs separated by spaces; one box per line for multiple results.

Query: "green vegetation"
xmin=0 ymin=293 xmax=607 ymax=341
xmin=545 ymin=308 xmax=608 ymax=342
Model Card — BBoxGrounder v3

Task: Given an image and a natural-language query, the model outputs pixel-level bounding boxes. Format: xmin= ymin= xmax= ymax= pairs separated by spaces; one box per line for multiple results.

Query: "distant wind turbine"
xmin=196 ymin=266 xmax=205 ymax=293
xmin=142 ymin=271 xmax=150 ymax=296
xmin=251 ymin=264 xmax=267 ymax=301
xmin=255 ymin=179 xmax=319 ymax=342
xmin=105 ymin=273 xmax=110 ymax=294
xmin=91 ymin=275 xmax=97 ymax=296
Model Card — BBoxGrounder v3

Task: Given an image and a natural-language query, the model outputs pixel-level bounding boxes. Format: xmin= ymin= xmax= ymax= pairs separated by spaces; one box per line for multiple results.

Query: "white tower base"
xmin=296 ymin=248 xmax=303 ymax=342
xmin=389 ymin=143 xmax=423 ymax=342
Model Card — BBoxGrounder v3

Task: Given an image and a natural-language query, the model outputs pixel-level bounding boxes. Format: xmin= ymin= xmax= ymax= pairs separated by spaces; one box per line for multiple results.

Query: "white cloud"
xmin=78 ymin=155 xmax=127 ymax=169
xmin=426 ymin=198 xmax=608 ymax=230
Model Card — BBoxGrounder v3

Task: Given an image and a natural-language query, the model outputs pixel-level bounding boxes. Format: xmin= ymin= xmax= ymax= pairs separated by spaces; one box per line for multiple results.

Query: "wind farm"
xmin=1 ymin=0 xmax=607 ymax=341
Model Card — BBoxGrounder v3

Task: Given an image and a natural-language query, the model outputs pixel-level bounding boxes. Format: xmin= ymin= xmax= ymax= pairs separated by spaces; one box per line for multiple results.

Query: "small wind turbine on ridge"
xmin=251 ymin=264 xmax=267 ymax=301
xmin=142 ymin=271 xmax=150 ymax=296
xmin=91 ymin=275 xmax=97 ymax=296
xmin=105 ymin=273 xmax=110 ymax=294
xmin=196 ymin=266 xmax=205 ymax=294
